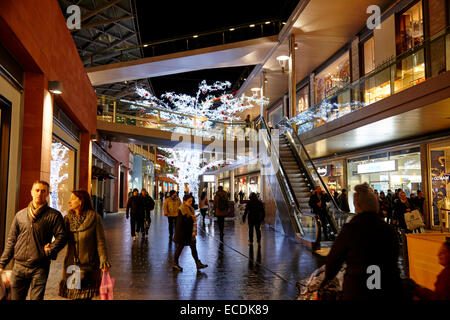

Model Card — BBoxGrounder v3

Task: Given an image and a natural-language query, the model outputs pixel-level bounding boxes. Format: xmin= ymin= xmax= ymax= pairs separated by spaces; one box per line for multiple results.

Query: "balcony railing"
xmin=291 ymin=27 xmax=450 ymax=135
xmin=97 ymin=95 xmax=248 ymax=140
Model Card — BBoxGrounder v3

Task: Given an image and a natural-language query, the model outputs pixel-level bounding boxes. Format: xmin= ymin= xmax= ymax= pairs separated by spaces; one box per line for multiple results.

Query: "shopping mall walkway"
xmin=44 ymin=201 xmax=325 ymax=300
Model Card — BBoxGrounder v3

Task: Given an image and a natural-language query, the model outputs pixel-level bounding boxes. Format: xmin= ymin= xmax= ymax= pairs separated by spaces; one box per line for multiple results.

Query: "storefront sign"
xmin=357 ymin=160 xmax=396 ymax=174
xmin=203 ymin=175 xmax=215 ymax=182
xmin=317 ymin=165 xmax=332 ymax=177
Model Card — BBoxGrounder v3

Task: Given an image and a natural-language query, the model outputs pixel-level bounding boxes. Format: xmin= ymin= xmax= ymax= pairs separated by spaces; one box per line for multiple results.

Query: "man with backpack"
xmin=213 ymin=186 xmax=229 ymax=239
xmin=141 ymin=189 xmax=155 ymax=237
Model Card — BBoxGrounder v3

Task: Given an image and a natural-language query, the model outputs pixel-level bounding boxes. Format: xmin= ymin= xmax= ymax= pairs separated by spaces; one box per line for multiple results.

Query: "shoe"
xmin=248 ymin=240 xmax=253 ymax=246
xmin=132 ymin=236 xmax=136 ymax=241
xmin=196 ymin=261 xmax=208 ymax=270
xmin=173 ymin=264 xmax=183 ymax=272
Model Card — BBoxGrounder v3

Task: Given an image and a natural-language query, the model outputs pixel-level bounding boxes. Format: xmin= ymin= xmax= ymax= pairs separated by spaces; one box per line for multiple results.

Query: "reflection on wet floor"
xmin=45 ymin=201 xmax=325 ymax=300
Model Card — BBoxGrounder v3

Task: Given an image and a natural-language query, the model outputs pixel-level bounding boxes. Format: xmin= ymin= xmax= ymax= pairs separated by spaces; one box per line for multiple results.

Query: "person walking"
xmin=0 ymin=180 xmax=67 ymax=300
xmin=379 ymin=191 xmax=392 ymax=223
xmin=393 ymin=191 xmax=415 ymax=232
xmin=242 ymin=193 xmax=265 ymax=246
xmin=172 ymin=195 xmax=208 ymax=272
xmin=126 ymin=189 xmax=145 ymax=240
xmin=238 ymin=190 xmax=245 ymax=203
xmin=309 ymin=186 xmax=332 ymax=241
xmin=319 ymin=183 xmax=404 ymax=300
xmin=413 ymin=190 xmax=425 ymax=217
xmin=199 ymin=191 xmax=209 ymax=224
xmin=58 ymin=190 xmax=111 ymax=300
xmin=337 ymin=189 xmax=350 ymax=213
xmin=141 ymin=188 xmax=155 ymax=236
xmin=213 ymin=186 xmax=229 ymax=239
xmin=159 ymin=191 xmax=164 ymax=202
xmin=163 ymin=190 xmax=181 ymax=241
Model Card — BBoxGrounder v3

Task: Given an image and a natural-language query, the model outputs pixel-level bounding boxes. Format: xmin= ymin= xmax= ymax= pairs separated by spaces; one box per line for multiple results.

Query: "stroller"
xmin=296 ymin=265 xmax=345 ymax=300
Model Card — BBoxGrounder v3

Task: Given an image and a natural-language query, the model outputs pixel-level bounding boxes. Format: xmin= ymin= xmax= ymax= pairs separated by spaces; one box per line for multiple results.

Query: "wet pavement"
xmin=44 ymin=201 xmax=326 ymax=300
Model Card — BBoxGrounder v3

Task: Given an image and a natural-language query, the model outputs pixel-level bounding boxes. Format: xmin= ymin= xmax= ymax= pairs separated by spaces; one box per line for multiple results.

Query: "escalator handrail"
xmin=259 ymin=117 xmax=306 ymax=237
xmin=281 ymin=116 xmax=345 ymax=216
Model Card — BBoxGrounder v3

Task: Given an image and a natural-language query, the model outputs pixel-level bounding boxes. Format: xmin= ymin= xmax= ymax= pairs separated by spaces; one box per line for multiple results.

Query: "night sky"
xmin=134 ymin=0 xmax=299 ymax=96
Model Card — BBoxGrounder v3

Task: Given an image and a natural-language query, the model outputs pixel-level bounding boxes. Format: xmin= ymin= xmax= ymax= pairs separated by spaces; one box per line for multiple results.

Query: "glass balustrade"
xmin=291 ymin=28 xmax=449 ymax=135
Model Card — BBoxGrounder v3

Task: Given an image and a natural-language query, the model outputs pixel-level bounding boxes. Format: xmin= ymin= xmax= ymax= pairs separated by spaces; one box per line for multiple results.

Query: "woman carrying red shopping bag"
xmin=59 ymin=190 xmax=111 ymax=300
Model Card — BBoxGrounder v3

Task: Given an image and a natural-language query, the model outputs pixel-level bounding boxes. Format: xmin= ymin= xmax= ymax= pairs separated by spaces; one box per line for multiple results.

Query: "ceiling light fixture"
xmin=295 ymin=43 xmax=299 ymax=50
xmin=229 ymin=28 xmax=235 ymax=31
xmin=276 ymin=55 xmax=290 ymax=73
xmin=265 ymin=21 xmax=271 ymax=24
xmin=48 ymin=81 xmax=63 ymax=95
xmin=143 ymin=44 xmax=149 ymax=47
xmin=193 ymin=35 xmax=198 ymax=38
xmin=249 ymin=24 xmax=255 ymax=28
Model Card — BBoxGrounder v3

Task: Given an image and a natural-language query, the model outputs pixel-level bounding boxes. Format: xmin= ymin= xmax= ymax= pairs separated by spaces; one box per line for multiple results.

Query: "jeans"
xmin=174 ymin=239 xmax=199 ymax=264
xmin=200 ymin=208 xmax=208 ymax=221
xmin=130 ymin=213 xmax=145 ymax=237
xmin=10 ymin=263 xmax=50 ymax=300
xmin=248 ymin=222 xmax=261 ymax=243
xmin=168 ymin=217 xmax=177 ymax=237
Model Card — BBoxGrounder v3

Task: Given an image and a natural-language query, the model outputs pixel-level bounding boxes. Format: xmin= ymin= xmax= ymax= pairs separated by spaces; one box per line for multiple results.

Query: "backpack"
xmin=217 ymin=193 xmax=228 ymax=211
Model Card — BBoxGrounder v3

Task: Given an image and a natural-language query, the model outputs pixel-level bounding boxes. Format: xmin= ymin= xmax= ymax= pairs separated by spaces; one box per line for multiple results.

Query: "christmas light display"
xmin=50 ymin=142 xmax=69 ymax=211
xmin=132 ymin=80 xmax=269 ymax=136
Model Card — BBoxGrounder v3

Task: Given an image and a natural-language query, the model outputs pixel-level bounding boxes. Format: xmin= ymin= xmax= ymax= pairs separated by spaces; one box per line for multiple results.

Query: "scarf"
xmin=28 ymin=201 xmax=48 ymax=221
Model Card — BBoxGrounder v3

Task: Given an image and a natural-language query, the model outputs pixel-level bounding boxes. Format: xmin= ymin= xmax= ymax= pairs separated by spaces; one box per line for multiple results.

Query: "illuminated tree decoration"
xmin=50 ymin=142 xmax=69 ymax=211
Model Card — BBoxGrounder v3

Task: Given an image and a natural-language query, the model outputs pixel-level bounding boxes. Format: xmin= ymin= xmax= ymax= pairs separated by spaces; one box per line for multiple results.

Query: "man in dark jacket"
xmin=141 ymin=188 xmax=155 ymax=236
xmin=214 ymin=186 xmax=229 ymax=238
xmin=321 ymin=183 xmax=403 ymax=300
xmin=0 ymin=180 xmax=66 ymax=300
xmin=126 ymin=188 xmax=145 ymax=240
xmin=309 ymin=186 xmax=332 ymax=240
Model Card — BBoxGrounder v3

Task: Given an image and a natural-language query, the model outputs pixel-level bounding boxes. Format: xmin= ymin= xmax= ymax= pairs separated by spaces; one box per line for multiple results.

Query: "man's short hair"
xmin=133 ymin=188 xmax=139 ymax=193
xmin=32 ymin=180 xmax=50 ymax=191
xmin=218 ymin=186 xmax=224 ymax=191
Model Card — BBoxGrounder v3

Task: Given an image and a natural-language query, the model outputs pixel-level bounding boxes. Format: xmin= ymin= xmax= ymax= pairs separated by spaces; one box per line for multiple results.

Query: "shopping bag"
xmin=404 ymin=210 xmax=425 ymax=230
xmin=99 ymin=271 xmax=115 ymax=300
xmin=296 ymin=265 xmax=345 ymax=300
xmin=0 ymin=271 xmax=11 ymax=300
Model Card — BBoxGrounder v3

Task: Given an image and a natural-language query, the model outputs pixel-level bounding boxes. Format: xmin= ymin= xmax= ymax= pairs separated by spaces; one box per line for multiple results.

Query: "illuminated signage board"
xmin=203 ymin=175 xmax=215 ymax=182
xmin=357 ymin=160 xmax=397 ymax=174
xmin=317 ymin=165 xmax=332 ymax=177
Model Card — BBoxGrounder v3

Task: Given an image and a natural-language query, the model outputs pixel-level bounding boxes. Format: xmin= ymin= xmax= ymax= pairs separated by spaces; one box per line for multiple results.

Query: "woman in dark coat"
xmin=320 ymin=183 xmax=403 ymax=300
xmin=173 ymin=195 xmax=208 ymax=272
xmin=379 ymin=191 xmax=392 ymax=223
xmin=59 ymin=190 xmax=111 ymax=300
xmin=243 ymin=192 xmax=265 ymax=246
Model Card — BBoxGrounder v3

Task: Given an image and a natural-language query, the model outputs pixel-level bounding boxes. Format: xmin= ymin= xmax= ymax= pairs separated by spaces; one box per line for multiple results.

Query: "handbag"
xmin=404 ymin=209 xmax=425 ymax=230
xmin=100 ymin=271 xmax=115 ymax=300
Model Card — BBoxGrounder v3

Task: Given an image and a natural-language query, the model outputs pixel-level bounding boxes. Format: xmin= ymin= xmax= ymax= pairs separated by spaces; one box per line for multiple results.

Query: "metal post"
xmin=289 ymin=33 xmax=297 ymax=118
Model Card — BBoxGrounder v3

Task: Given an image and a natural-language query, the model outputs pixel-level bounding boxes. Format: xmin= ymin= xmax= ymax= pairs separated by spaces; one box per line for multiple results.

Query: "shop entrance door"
xmin=0 ymin=95 xmax=11 ymax=251
xmin=120 ymin=170 xmax=124 ymax=208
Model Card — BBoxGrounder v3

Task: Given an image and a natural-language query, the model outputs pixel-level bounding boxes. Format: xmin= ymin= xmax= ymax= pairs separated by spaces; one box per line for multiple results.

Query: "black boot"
xmin=196 ymin=261 xmax=208 ymax=270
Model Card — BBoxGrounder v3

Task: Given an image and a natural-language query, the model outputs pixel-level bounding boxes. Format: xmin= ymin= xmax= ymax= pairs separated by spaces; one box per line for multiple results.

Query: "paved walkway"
xmin=44 ymin=201 xmax=325 ymax=300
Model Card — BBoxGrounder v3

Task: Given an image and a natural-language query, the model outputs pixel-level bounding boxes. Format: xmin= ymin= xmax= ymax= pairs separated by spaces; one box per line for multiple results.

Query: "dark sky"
xmin=136 ymin=0 xmax=299 ymax=42
xmin=134 ymin=0 xmax=299 ymax=96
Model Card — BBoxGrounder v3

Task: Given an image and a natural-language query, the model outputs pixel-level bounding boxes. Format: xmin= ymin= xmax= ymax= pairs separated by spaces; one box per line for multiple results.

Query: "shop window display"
xmin=296 ymin=85 xmax=309 ymax=114
xmin=430 ymin=147 xmax=450 ymax=228
xmin=347 ymin=149 xmax=421 ymax=212
xmin=314 ymin=53 xmax=350 ymax=105
xmin=50 ymin=139 xmax=76 ymax=215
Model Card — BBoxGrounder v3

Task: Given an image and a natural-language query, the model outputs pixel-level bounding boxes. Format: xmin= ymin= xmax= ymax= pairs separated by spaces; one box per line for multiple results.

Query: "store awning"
xmin=92 ymin=165 xmax=116 ymax=180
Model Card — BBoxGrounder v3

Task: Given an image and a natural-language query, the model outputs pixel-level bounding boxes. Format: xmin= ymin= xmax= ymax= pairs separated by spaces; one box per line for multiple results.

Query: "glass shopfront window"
xmin=363 ymin=37 xmax=376 ymax=75
xmin=396 ymin=1 xmax=424 ymax=55
xmin=314 ymin=52 xmax=351 ymax=105
xmin=429 ymin=144 xmax=450 ymax=228
xmin=267 ymin=102 xmax=284 ymax=127
xmin=296 ymin=85 xmax=309 ymax=114
xmin=313 ymin=161 xmax=345 ymax=194
xmin=234 ymin=174 xmax=260 ymax=200
xmin=50 ymin=138 xmax=76 ymax=215
xmin=347 ymin=148 xmax=421 ymax=212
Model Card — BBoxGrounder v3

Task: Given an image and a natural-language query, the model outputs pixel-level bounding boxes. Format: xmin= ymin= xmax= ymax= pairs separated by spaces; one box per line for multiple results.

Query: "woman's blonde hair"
xmin=353 ymin=182 xmax=379 ymax=214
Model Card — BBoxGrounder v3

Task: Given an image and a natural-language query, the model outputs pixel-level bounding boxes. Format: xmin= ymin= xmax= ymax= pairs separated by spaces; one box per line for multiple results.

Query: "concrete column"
xmin=288 ymin=34 xmax=297 ymax=118
xmin=19 ymin=72 xmax=53 ymax=208
xmin=230 ymin=170 xmax=235 ymax=202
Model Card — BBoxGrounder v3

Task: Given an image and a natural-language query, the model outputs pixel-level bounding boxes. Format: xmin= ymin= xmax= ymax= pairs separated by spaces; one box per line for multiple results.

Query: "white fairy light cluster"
xmin=134 ymin=80 xmax=269 ymax=131
xmin=158 ymin=148 xmax=229 ymax=203
xmin=50 ymin=142 xmax=69 ymax=211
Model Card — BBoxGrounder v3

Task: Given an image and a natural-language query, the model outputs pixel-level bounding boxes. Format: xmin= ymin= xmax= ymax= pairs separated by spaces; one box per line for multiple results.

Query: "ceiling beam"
xmin=74 ymin=15 xmax=135 ymax=31
xmin=81 ymin=0 xmax=122 ymax=22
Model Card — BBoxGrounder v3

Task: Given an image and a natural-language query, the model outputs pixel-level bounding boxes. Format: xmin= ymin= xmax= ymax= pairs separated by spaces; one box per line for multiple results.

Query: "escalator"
xmin=259 ymin=117 xmax=353 ymax=250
